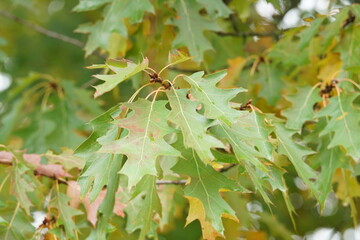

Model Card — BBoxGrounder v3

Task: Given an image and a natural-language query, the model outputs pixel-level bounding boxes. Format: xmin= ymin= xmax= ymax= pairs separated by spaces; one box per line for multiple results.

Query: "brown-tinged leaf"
xmin=0 ymin=151 xmax=71 ymax=178
xmin=66 ymin=181 xmax=125 ymax=226
xmin=219 ymin=57 xmax=247 ymax=88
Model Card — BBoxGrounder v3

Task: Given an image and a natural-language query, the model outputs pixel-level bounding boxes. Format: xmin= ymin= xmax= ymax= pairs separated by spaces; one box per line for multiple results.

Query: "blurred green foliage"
xmin=1 ymin=0 xmax=360 ymax=240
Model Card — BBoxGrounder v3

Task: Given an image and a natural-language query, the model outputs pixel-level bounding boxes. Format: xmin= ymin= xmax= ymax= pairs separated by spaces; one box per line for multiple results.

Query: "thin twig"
xmin=0 ymin=152 xmax=237 ymax=185
xmin=216 ymin=31 xmax=282 ymax=38
xmin=168 ymin=67 xmax=202 ymax=74
xmin=0 ymin=156 xmax=188 ymax=185
xmin=0 ymin=9 xmax=84 ymax=48
xmin=219 ymin=163 xmax=236 ymax=173
xmin=156 ymin=180 xmax=187 ymax=185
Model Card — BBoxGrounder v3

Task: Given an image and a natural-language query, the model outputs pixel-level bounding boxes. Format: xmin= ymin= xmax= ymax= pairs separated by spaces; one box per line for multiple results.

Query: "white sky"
xmin=256 ymin=0 xmax=352 ymax=29
xmin=0 ymin=72 xmax=11 ymax=92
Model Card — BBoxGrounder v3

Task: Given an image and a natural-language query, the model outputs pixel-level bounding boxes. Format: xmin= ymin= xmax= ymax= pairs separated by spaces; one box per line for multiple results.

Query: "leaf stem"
xmin=159 ymin=63 xmax=174 ymax=77
xmin=0 ymin=173 xmax=10 ymax=192
xmin=339 ymin=78 xmax=360 ymax=90
xmin=41 ymin=87 xmax=54 ymax=111
xmin=128 ymin=82 xmax=153 ymax=103
xmin=172 ymin=74 xmax=186 ymax=84
xmin=5 ymin=202 xmax=20 ymax=240
xmin=146 ymin=67 xmax=157 ymax=74
xmin=145 ymin=87 xmax=166 ymax=100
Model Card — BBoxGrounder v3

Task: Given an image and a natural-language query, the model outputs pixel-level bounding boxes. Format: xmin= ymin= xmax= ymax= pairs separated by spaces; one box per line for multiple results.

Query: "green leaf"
xmin=297 ymin=18 xmax=325 ymax=50
xmin=167 ymin=0 xmax=222 ymax=62
xmin=238 ymin=111 xmax=274 ymax=161
xmin=183 ymin=70 xmax=245 ymax=126
xmin=196 ymin=0 xmax=232 ymax=17
xmin=167 ymin=88 xmax=224 ymax=163
xmin=314 ymin=143 xmax=346 ymax=205
xmin=50 ymin=191 xmax=82 ymax=239
xmin=0 ymin=100 xmax=22 ymax=143
xmin=282 ymin=85 xmax=322 ymax=130
xmin=212 ymin=112 xmax=274 ymax=204
xmin=95 ymin=147 xmax=124 ymax=239
xmin=11 ymin=160 xmax=36 ymax=215
xmin=93 ymin=58 xmax=148 ymax=98
xmin=75 ymin=0 xmax=154 ymax=55
xmin=125 ymin=176 xmax=161 ymax=240
xmin=0 ymin=203 xmax=35 ymax=240
xmin=268 ymin=31 xmax=309 ymax=67
xmin=79 ymin=145 xmax=122 ymax=202
xmin=257 ymin=63 xmax=285 ymax=106
xmin=60 ymin=81 xmax=103 ymax=116
xmin=76 ymin=105 xmax=122 ymax=200
xmin=172 ymin=137 xmax=240 ymax=236
xmin=259 ymin=212 xmax=295 ymax=240
xmin=320 ymin=7 xmax=350 ymax=51
xmin=73 ymin=0 xmax=111 ymax=11
xmin=21 ymin=113 xmax=56 ymax=153
xmin=99 ymin=99 xmax=180 ymax=187
xmin=76 ymin=105 xmax=121 ymax=156
xmin=0 ymin=37 xmax=7 ymax=63
xmin=164 ymin=51 xmax=192 ymax=71
xmin=6 ymin=89 xmax=86 ymax=153
xmin=213 ymin=116 xmax=271 ymax=173
xmin=275 ymin=124 xmax=319 ymax=196
xmin=316 ymin=93 xmax=360 ymax=160
xmin=338 ymin=26 xmax=360 ymax=73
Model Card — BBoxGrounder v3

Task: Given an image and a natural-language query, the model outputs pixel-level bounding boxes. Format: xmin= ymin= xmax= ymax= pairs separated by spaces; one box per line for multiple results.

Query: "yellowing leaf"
xmin=219 ymin=57 xmax=247 ymax=88
xmin=186 ymin=197 xmax=222 ymax=240
xmin=172 ymin=138 xmax=241 ymax=236
xmin=239 ymin=230 xmax=267 ymax=240
xmin=317 ymin=53 xmax=342 ymax=85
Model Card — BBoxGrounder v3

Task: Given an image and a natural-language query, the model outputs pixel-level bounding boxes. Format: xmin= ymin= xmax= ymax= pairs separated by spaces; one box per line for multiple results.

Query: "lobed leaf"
xmin=50 ymin=191 xmax=82 ymax=239
xmin=93 ymin=58 xmax=148 ymax=98
xmin=183 ymin=70 xmax=245 ymax=126
xmin=275 ymin=124 xmax=319 ymax=197
xmin=282 ymin=85 xmax=322 ymax=130
xmin=76 ymin=105 xmax=122 ymax=200
xmin=75 ymin=0 xmax=154 ymax=55
xmin=172 ymin=137 xmax=241 ymax=238
xmin=316 ymin=93 xmax=360 ymax=161
xmin=167 ymin=0 xmax=222 ymax=62
xmin=167 ymin=88 xmax=224 ymax=163
xmin=99 ymin=99 xmax=180 ymax=187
